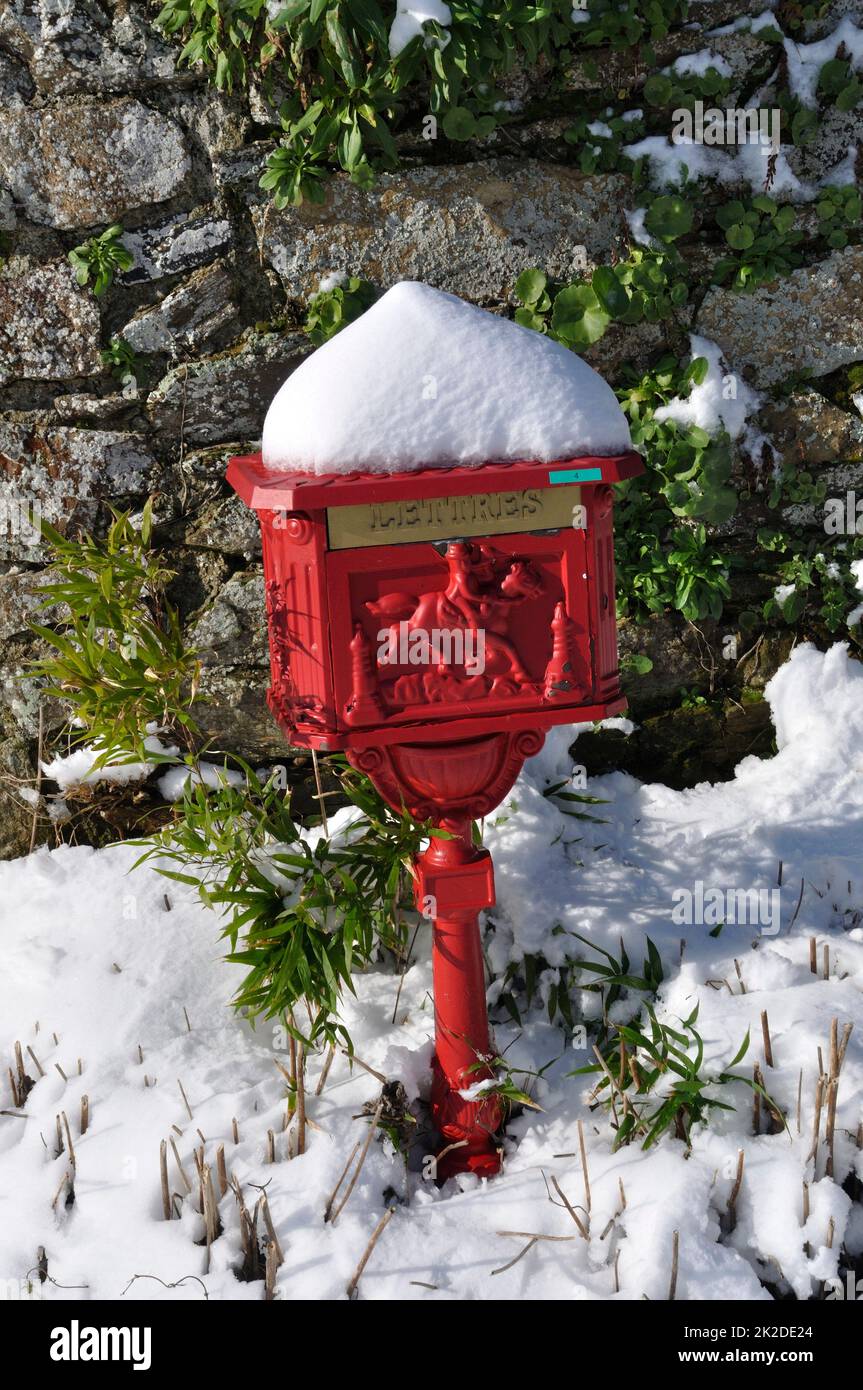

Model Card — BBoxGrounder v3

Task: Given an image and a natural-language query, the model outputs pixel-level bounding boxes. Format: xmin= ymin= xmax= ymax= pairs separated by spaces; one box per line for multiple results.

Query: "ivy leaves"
xmin=643 ymin=194 xmax=693 ymax=241
xmin=514 ymin=195 xmax=691 ymax=351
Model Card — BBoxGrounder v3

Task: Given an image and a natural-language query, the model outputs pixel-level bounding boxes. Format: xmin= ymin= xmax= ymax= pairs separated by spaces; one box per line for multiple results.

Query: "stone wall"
xmin=1 ymin=1 xmax=862 ymax=855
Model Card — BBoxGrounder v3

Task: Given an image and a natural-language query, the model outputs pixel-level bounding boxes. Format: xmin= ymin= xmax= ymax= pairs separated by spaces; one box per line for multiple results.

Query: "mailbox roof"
xmin=261 ymin=281 xmax=633 ymax=474
xmin=228 ymin=450 xmax=644 ymax=511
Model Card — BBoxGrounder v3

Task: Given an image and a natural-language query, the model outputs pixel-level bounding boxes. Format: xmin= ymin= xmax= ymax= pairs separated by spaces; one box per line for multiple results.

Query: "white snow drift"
xmin=1 ymin=644 xmax=862 ymax=1300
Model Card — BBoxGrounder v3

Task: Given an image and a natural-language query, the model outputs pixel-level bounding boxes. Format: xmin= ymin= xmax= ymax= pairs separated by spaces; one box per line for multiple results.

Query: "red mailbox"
xmin=227 ymin=447 xmax=642 ymax=1176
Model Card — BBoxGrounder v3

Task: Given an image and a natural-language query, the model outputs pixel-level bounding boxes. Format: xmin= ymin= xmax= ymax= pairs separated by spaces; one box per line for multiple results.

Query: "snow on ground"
xmin=1 ymin=644 xmax=862 ymax=1301
xmin=261 ymin=282 xmax=632 ymax=473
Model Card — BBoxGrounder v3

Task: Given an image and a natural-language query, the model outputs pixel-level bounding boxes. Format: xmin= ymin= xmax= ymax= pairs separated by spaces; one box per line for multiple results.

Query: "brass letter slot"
xmin=327 ymin=484 xmax=583 ymax=550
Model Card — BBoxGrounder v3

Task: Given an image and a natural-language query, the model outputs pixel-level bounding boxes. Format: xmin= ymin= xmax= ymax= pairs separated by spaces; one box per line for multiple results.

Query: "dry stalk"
xmin=170 ymin=1137 xmax=192 ymax=1194
xmin=324 ymin=1141 xmax=361 ymax=1223
xmin=159 ymin=1140 xmax=171 ymax=1220
xmin=295 ymin=1041 xmax=306 ymax=1156
xmin=264 ymin=1239 xmax=279 ymax=1301
xmin=346 ymin=1206 xmax=394 ymax=1299
xmin=825 ymin=1077 xmax=838 ymax=1179
xmin=752 ymin=1065 xmax=762 ymax=1135
xmin=549 ymin=1174 xmax=588 ymax=1240
xmin=726 ymin=1149 xmax=745 ymax=1233
xmin=61 ymin=1111 xmax=76 ymax=1169
xmin=26 ymin=1046 xmax=45 ymax=1078
xmin=259 ymin=1191 xmax=284 ymax=1266
xmin=315 ymin=1044 xmax=335 ymax=1096
xmin=577 ymin=1117 xmax=592 ymax=1217
xmin=760 ymin=1011 xmax=774 ymax=1069
xmin=177 ymin=1078 xmax=194 ymax=1121
xmin=807 ymin=1074 xmax=826 ymax=1165
xmin=216 ymin=1144 xmax=228 ymax=1197
xmin=339 ymin=1049 xmax=387 ymax=1084
xmin=328 ymin=1100 xmax=384 ymax=1225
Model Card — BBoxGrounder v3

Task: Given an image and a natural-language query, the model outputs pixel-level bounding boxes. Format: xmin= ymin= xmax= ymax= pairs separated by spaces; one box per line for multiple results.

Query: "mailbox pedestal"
xmin=228 ymin=450 xmax=642 ymax=1177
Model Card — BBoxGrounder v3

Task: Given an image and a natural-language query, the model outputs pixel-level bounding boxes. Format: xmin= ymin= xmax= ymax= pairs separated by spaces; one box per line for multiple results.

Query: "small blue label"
xmin=548 ymin=467 xmax=603 ymax=484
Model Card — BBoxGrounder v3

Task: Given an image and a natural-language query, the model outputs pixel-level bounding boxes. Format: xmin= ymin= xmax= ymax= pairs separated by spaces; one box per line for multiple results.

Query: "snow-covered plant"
xmin=304 ymin=276 xmax=376 ymax=344
xmin=133 ymin=761 xmax=426 ymax=1048
xmin=29 ymin=505 xmax=200 ymax=768
xmin=30 ymin=513 xmax=430 ymax=1046
xmin=756 ymin=531 xmax=863 ymax=639
xmin=574 ymin=1004 xmax=782 ymax=1151
xmin=613 ymin=355 xmax=736 ymax=621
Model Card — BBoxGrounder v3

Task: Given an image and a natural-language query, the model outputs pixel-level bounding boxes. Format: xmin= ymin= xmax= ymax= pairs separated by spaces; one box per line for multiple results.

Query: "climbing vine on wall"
xmin=156 ymin=0 xmax=582 ymax=204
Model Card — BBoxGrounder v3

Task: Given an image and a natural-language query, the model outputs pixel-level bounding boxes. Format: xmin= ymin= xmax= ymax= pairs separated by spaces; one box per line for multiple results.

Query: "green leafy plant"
xmin=304 ymin=275 xmax=376 ymax=343
xmin=133 ymin=761 xmax=426 ymax=1047
xmin=643 ymin=63 xmax=732 ymax=111
xmin=29 ymin=505 xmax=200 ymax=767
xmin=562 ymin=109 xmax=646 ymax=175
xmin=29 ymin=511 xmax=433 ymax=1048
xmin=815 ymin=184 xmax=862 ymax=250
xmin=514 ymin=199 xmax=690 ymax=351
xmin=157 ymin=0 xmax=580 ymax=204
xmin=569 ymin=930 xmax=665 ymax=1019
xmin=463 ymin=1053 xmax=544 ymax=1112
xmin=817 ymin=54 xmax=863 ymax=112
xmin=68 ymin=224 xmax=134 ymax=296
xmin=621 ymin=652 xmax=654 ymax=676
xmin=574 ymin=1005 xmax=781 ymax=1151
xmin=758 ymin=530 xmax=863 ymax=635
xmin=572 ymin=0 xmax=689 ymax=52
xmin=612 ymin=353 xmax=736 ymax=620
xmin=100 ymin=336 xmax=140 ymax=386
xmin=542 ymin=779 xmax=608 ymax=822
xmin=711 ymin=196 xmax=803 ymax=292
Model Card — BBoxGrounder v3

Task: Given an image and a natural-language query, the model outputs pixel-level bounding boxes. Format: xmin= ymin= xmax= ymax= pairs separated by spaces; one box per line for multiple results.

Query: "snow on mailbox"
xmin=227 ymin=282 xmax=643 ymax=1177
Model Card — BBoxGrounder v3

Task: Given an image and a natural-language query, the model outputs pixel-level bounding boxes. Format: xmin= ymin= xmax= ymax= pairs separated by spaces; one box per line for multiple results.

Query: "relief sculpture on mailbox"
xmin=344 ymin=539 xmax=587 ymax=722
